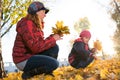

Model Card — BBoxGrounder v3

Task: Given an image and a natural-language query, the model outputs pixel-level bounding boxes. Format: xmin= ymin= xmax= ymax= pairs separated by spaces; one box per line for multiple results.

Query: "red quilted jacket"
xmin=12 ymin=17 xmax=56 ymax=64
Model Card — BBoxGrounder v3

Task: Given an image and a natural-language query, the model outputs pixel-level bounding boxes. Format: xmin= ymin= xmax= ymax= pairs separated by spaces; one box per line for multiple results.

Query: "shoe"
xmin=21 ymin=67 xmax=44 ymax=79
xmin=45 ymin=72 xmax=54 ymax=77
xmin=22 ymin=72 xmax=32 ymax=80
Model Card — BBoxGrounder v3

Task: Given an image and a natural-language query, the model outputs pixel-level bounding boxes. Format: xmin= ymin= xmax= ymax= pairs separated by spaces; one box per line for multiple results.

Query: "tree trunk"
xmin=0 ymin=0 xmax=6 ymax=78
xmin=0 ymin=0 xmax=2 ymax=78
xmin=0 ymin=53 xmax=6 ymax=78
xmin=0 ymin=54 xmax=3 ymax=78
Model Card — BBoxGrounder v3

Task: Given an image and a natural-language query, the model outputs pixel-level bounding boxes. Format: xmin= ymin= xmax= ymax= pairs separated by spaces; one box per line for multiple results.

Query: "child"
xmin=68 ymin=30 xmax=97 ymax=69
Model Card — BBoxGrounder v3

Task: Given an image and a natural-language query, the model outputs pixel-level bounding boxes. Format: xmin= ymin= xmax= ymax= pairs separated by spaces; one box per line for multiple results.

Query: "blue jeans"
xmin=23 ymin=45 xmax=59 ymax=74
xmin=71 ymin=57 xmax=94 ymax=69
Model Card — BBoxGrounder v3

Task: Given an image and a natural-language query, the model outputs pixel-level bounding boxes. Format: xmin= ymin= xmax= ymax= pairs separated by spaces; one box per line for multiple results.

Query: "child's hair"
xmin=79 ymin=30 xmax=91 ymax=38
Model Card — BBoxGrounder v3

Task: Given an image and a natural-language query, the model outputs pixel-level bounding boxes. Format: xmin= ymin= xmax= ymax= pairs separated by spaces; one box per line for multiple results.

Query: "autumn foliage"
xmin=52 ymin=21 xmax=70 ymax=36
xmin=1 ymin=58 xmax=120 ymax=80
xmin=94 ymin=40 xmax=102 ymax=51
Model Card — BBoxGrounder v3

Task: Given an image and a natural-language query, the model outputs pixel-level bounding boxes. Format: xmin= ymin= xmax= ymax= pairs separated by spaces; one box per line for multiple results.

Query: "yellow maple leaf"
xmin=94 ymin=39 xmax=102 ymax=51
xmin=75 ymin=74 xmax=83 ymax=80
xmin=53 ymin=70 xmax=64 ymax=76
xmin=45 ymin=75 xmax=54 ymax=80
xmin=56 ymin=21 xmax=63 ymax=29
xmin=100 ymin=69 xmax=109 ymax=79
xmin=52 ymin=21 xmax=70 ymax=36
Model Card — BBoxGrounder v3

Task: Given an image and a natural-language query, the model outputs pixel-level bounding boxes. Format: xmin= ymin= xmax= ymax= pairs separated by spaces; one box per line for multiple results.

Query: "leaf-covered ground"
xmin=1 ymin=58 xmax=120 ymax=80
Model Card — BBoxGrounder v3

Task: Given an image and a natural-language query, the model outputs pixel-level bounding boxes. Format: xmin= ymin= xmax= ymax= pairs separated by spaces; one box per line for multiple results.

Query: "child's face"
xmin=82 ymin=37 xmax=90 ymax=44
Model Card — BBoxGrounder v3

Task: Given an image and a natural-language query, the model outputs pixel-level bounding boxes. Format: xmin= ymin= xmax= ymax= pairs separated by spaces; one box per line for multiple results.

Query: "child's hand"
xmin=92 ymin=55 xmax=97 ymax=60
xmin=90 ymin=48 xmax=97 ymax=54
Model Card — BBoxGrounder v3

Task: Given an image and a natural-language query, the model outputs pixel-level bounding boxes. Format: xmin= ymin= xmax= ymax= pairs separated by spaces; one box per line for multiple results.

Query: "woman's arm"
xmin=18 ymin=20 xmax=56 ymax=54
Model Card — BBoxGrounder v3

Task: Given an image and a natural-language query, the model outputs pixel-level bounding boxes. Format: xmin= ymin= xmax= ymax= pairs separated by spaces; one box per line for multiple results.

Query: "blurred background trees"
xmin=74 ymin=17 xmax=90 ymax=33
xmin=1 ymin=0 xmax=33 ymax=37
xmin=110 ymin=0 xmax=120 ymax=58
xmin=0 ymin=0 xmax=36 ymax=78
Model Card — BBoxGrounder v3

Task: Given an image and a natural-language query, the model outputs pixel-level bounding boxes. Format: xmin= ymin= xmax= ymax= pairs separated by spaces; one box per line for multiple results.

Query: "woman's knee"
xmin=42 ymin=57 xmax=59 ymax=72
xmin=53 ymin=59 xmax=59 ymax=69
xmin=53 ymin=44 xmax=59 ymax=53
xmin=49 ymin=44 xmax=59 ymax=58
xmin=23 ymin=55 xmax=59 ymax=72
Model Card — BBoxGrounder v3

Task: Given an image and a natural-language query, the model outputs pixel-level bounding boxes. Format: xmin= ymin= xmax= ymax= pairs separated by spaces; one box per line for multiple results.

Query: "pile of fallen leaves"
xmin=52 ymin=21 xmax=70 ymax=36
xmin=1 ymin=58 xmax=120 ymax=80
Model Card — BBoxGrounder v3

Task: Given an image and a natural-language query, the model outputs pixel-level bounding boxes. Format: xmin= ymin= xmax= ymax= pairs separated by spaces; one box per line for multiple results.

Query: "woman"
xmin=12 ymin=1 xmax=62 ymax=79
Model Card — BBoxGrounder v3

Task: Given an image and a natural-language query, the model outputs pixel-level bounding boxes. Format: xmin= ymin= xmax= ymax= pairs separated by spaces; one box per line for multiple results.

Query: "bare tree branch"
xmin=1 ymin=24 xmax=13 ymax=37
xmin=114 ymin=0 xmax=120 ymax=13
xmin=1 ymin=17 xmax=10 ymax=28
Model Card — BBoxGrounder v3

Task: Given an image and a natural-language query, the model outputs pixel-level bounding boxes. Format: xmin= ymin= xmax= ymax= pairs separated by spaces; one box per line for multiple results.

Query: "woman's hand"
xmin=53 ymin=34 xmax=63 ymax=41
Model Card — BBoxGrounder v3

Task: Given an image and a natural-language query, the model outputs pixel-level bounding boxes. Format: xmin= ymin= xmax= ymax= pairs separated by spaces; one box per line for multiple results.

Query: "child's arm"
xmin=92 ymin=55 xmax=97 ymax=60
xmin=89 ymin=48 xmax=98 ymax=60
xmin=73 ymin=42 xmax=90 ymax=60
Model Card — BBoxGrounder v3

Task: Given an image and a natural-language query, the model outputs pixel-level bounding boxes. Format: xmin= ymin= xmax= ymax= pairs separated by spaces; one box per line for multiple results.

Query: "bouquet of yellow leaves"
xmin=52 ymin=21 xmax=70 ymax=36
xmin=94 ymin=39 xmax=102 ymax=51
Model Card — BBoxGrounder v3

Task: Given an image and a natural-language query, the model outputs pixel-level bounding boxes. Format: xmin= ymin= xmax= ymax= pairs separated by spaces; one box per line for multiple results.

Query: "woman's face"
xmin=36 ymin=10 xmax=46 ymax=20
xmin=82 ymin=37 xmax=90 ymax=44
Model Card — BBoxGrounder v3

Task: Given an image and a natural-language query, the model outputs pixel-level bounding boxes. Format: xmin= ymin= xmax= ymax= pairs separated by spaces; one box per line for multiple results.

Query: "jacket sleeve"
xmin=73 ymin=42 xmax=90 ymax=60
xmin=18 ymin=20 xmax=56 ymax=54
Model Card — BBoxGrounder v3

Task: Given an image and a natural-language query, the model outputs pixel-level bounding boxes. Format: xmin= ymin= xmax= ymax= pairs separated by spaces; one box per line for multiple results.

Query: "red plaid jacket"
xmin=12 ymin=17 xmax=56 ymax=64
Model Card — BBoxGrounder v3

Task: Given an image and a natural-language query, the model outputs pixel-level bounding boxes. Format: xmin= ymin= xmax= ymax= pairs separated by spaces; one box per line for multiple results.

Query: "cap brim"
xmin=45 ymin=8 xmax=49 ymax=14
xmin=40 ymin=7 xmax=49 ymax=14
